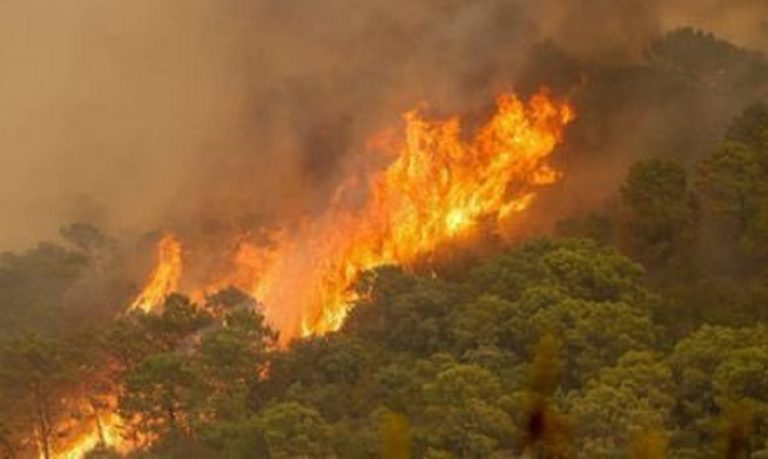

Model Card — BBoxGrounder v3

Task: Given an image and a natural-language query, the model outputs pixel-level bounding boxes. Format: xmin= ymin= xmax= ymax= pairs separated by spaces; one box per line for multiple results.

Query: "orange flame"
xmin=44 ymin=237 xmax=183 ymax=458
xmin=219 ymin=90 xmax=574 ymax=339
xmin=130 ymin=234 xmax=183 ymax=313
xmin=47 ymin=91 xmax=573 ymax=458
xmin=45 ymin=411 xmax=125 ymax=459
xmin=44 ymin=237 xmax=184 ymax=458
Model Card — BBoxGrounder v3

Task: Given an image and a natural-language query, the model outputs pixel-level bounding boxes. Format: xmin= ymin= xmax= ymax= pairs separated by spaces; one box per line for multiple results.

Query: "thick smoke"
xmin=529 ymin=0 xmax=767 ymax=61
xmin=0 ymin=0 xmax=766 ymax=250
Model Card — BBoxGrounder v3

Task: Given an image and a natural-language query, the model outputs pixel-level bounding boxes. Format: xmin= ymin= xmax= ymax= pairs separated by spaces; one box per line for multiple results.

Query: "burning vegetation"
xmin=2 ymin=1 xmax=768 ymax=458
xmin=35 ymin=90 xmax=572 ymax=458
xmin=129 ymin=235 xmax=182 ymax=314
xmin=133 ymin=91 xmax=573 ymax=340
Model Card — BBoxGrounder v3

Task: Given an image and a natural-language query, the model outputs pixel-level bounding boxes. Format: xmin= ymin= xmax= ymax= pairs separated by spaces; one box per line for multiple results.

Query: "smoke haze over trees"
xmin=0 ymin=0 xmax=766 ymax=249
xmin=1 ymin=1 xmax=768 ymax=458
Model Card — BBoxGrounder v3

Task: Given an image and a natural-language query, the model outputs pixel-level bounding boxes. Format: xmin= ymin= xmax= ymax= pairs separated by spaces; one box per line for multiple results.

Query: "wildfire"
xmin=219 ymin=90 xmax=574 ymax=339
xmin=44 ymin=411 xmax=124 ymax=459
xmin=45 ymin=90 xmax=573 ymax=458
xmin=129 ymin=234 xmax=183 ymax=313
xmin=44 ymin=237 xmax=183 ymax=458
xmin=43 ymin=235 xmax=183 ymax=458
xmin=126 ymin=91 xmax=573 ymax=339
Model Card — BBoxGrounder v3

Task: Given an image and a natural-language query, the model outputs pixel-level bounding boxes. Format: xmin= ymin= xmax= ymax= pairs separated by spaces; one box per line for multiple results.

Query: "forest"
xmin=1 ymin=21 xmax=768 ymax=459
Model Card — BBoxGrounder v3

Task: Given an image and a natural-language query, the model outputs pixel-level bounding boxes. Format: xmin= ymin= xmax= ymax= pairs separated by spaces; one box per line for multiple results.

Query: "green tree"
xmin=698 ymin=103 xmax=768 ymax=260
xmin=454 ymin=239 xmax=656 ymax=386
xmin=105 ymin=295 xmax=213 ymax=382
xmin=538 ymin=243 xmax=647 ymax=304
xmin=0 ymin=241 xmax=89 ymax=338
xmin=466 ymin=239 xmax=647 ymax=305
xmin=199 ymin=417 xmax=269 ymax=459
xmin=698 ymin=143 xmax=764 ymax=232
xmin=529 ymin=297 xmax=657 ymax=386
xmin=647 ymin=28 xmax=768 ymax=87
xmin=421 ymin=364 xmax=515 ymax=458
xmin=0 ymin=334 xmax=74 ymax=459
xmin=567 ymin=352 xmax=675 ymax=457
xmin=266 ymin=335 xmax=375 ymax=421
xmin=344 ymin=266 xmax=463 ymax=356
xmin=197 ymin=307 xmax=277 ymax=421
xmin=119 ymin=352 xmax=202 ymax=441
xmin=725 ymin=102 xmax=768 ymax=149
xmin=371 ymin=357 xmax=440 ymax=416
xmin=620 ymin=159 xmax=699 ymax=269
xmin=450 ymin=294 xmax=523 ymax=352
xmin=257 ymin=402 xmax=333 ymax=459
xmin=670 ymin=325 xmax=768 ymax=452
xmin=143 ymin=294 xmax=214 ymax=349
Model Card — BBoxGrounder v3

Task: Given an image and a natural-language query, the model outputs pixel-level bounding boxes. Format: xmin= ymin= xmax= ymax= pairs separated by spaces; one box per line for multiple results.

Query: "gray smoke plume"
xmin=0 ymin=0 xmax=766 ymax=250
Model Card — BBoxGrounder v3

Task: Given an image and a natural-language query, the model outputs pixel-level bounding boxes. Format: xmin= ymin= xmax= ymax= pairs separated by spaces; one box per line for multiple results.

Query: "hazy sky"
xmin=0 ymin=0 xmax=765 ymax=250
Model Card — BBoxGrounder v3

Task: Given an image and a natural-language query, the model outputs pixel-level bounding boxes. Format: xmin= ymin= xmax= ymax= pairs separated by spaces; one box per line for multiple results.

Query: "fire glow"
xmin=129 ymin=234 xmax=182 ymax=313
xmin=140 ymin=90 xmax=574 ymax=340
xmin=47 ymin=90 xmax=573 ymax=458
xmin=42 ymin=410 xmax=125 ymax=459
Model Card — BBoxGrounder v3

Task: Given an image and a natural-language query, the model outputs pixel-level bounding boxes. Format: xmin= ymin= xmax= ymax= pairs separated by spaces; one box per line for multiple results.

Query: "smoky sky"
xmin=0 ymin=0 xmax=765 ymax=250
